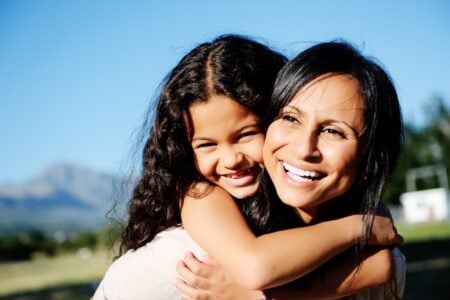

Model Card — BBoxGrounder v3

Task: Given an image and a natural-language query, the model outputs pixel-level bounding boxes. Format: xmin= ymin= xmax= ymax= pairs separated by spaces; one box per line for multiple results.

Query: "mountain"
xmin=0 ymin=163 xmax=126 ymax=235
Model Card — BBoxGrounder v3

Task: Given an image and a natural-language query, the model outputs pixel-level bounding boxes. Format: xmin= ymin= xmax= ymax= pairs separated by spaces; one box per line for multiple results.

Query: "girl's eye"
xmin=322 ymin=128 xmax=346 ymax=139
xmin=195 ymin=142 xmax=216 ymax=149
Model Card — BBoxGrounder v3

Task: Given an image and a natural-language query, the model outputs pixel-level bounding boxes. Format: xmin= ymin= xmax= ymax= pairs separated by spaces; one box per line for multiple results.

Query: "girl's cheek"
xmin=195 ymin=155 xmax=215 ymax=178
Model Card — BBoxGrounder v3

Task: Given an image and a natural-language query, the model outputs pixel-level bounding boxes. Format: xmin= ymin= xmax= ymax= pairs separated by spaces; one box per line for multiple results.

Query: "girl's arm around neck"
xmin=181 ymin=185 xmax=364 ymax=290
xmin=264 ymin=247 xmax=394 ymax=299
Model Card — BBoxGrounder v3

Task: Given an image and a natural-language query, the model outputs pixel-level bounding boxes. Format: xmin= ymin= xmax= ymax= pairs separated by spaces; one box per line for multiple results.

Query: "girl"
xmin=94 ymin=36 xmax=400 ymax=300
xmin=177 ymin=41 xmax=405 ymax=299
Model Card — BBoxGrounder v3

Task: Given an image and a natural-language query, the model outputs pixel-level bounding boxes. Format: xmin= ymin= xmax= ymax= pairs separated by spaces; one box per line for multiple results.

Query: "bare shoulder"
xmin=185 ymin=182 xmax=233 ymax=202
xmin=181 ymin=182 xmax=240 ymax=222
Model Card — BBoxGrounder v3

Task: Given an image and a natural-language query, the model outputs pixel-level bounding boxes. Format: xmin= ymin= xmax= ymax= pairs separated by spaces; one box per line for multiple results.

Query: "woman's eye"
xmin=281 ymin=114 xmax=299 ymax=123
xmin=239 ymin=131 xmax=257 ymax=139
xmin=322 ymin=128 xmax=346 ymax=139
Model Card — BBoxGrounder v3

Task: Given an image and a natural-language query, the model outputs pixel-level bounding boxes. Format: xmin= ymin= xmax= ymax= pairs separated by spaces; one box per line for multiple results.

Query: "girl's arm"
xmin=264 ymin=248 xmax=394 ymax=299
xmin=181 ymin=185 xmax=400 ymax=290
xmin=174 ymin=248 xmax=394 ymax=299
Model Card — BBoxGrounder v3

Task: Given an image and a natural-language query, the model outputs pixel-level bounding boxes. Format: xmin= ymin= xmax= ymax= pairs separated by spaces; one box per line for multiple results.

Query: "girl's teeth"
xmin=227 ymin=168 xmax=251 ymax=179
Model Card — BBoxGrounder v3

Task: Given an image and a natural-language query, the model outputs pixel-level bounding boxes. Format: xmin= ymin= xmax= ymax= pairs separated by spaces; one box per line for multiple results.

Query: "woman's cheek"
xmin=264 ymin=123 xmax=287 ymax=156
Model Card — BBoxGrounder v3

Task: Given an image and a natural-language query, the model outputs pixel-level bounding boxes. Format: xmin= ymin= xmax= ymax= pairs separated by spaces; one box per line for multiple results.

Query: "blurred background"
xmin=1 ymin=0 xmax=449 ymax=299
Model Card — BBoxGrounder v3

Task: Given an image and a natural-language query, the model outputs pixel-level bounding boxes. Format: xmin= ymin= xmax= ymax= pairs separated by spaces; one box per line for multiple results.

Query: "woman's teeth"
xmin=282 ymin=162 xmax=323 ymax=181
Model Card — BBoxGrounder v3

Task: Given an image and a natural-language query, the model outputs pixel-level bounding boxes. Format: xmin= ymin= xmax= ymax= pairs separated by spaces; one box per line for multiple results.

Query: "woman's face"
xmin=263 ymin=74 xmax=366 ymax=222
xmin=189 ymin=95 xmax=264 ymax=199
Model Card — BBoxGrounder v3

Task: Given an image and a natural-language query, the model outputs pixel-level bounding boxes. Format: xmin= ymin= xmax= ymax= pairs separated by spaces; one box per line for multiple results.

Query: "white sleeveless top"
xmin=93 ymin=227 xmax=206 ymax=300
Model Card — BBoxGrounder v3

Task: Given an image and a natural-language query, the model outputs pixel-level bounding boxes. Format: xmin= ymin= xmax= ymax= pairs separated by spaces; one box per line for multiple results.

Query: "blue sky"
xmin=1 ymin=0 xmax=449 ymax=183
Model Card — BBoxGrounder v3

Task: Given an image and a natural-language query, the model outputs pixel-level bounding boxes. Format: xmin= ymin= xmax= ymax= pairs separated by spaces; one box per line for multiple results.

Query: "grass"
xmin=0 ymin=248 xmax=113 ymax=297
xmin=398 ymin=221 xmax=450 ymax=243
xmin=1 ymin=221 xmax=450 ymax=298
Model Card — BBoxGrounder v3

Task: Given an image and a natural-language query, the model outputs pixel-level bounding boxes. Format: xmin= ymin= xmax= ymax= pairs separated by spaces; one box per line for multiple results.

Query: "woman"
xmin=177 ymin=41 xmax=405 ymax=299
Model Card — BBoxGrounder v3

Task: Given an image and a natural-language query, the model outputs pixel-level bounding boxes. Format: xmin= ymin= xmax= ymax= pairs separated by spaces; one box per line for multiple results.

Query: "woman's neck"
xmin=295 ymin=207 xmax=318 ymax=224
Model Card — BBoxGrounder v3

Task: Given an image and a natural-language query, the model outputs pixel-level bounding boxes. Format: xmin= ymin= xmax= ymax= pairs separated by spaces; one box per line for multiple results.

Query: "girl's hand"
xmin=368 ymin=204 xmax=403 ymax=247
xmin=175 ymin=251 xmax=262 ymax=300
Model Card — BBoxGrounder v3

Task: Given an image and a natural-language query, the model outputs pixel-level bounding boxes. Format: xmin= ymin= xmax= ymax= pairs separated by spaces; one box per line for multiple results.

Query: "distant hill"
xmin=0 ymin=163 xmax=126 ymax=235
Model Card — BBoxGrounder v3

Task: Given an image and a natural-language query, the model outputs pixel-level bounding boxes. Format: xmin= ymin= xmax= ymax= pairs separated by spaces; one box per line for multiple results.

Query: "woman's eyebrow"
xmin=283 ymin=105 xmax=304 ymax=116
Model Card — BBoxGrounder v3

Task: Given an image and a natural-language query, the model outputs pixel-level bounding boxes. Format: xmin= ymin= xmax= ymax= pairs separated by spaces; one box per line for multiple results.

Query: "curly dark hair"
xmin=121 ymin=35 xmax=287 ymax=252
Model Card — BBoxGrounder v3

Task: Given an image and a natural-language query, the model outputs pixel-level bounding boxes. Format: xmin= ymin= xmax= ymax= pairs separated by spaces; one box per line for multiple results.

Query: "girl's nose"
xmin=222 ymin=148 xmax=245 ymax=169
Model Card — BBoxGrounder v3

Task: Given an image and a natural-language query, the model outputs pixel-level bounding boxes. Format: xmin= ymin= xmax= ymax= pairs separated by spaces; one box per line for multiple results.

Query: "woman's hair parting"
xmin=120 ymin=35 xmax=287 ymax=252
xmin=265 ymin=40 xmax=404 ymax=250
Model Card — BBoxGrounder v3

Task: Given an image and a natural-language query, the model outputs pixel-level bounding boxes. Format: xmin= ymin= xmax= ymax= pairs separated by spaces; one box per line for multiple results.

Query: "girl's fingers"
xmin=394 ymin=233 xmax=404 ymax=247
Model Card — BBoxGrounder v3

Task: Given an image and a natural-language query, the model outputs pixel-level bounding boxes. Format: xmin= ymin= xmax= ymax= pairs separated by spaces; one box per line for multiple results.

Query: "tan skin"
xmin=175 ymin=86 xmax=401 ymax=299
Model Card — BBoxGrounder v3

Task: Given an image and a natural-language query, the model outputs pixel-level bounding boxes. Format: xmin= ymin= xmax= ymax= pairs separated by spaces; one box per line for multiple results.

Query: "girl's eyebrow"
xmin=191 ymin=137 xmax=212 ymax=142
xmin=191 ymin=122 xmax=260 ymax=142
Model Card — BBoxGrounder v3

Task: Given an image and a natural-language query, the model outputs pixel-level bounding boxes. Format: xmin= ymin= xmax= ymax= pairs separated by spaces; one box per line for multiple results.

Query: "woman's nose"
xmin=295 ymin=129 xmax=321 ymax=160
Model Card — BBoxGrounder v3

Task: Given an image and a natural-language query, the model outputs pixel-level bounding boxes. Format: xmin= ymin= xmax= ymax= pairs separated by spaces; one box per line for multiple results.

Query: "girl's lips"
xmin=281 ymin=161 xmax=325 ymax=184
xmin=221 ymin=165 xmax=261 ymax=187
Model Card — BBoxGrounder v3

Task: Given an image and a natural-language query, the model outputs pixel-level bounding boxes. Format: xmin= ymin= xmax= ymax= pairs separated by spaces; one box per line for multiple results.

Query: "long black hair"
xmin=264 ymin=41 xmax=404 ymax=251
xmin=121 ymin=35 xmax=287 ymax=252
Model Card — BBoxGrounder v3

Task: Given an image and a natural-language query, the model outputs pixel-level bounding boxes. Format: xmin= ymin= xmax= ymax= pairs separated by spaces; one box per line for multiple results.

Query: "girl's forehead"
xmin=187 ymin=95 xmax=260 ymax=135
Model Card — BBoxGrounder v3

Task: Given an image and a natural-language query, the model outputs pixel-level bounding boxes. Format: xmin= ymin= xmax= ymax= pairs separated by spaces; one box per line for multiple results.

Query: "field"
xmin=0 ymin=248 xmax=113 ymax=299
xmin=1 ymin=222 xmax=450 ymax=299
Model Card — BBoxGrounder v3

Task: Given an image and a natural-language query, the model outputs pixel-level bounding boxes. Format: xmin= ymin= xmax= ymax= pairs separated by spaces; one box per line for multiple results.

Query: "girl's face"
xmin=189 ymin=95 xmax=264 ymax=199
xmin=263 ymin=74 xmax=366 ymax=222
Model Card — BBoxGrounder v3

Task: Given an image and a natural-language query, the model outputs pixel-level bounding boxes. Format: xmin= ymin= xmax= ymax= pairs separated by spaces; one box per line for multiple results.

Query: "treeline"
xmin=0 ymin=224 xmax=122 ymax=262
xmin=384 ymin=96 xmax=450 ymax=204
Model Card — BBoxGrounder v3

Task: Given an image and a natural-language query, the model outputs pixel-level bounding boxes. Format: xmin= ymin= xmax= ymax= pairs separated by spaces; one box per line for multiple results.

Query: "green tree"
xmin=383 ymin=96 xmax=450 ymax=204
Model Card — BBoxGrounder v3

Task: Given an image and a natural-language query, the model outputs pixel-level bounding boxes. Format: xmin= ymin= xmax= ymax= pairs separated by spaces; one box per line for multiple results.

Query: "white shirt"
xmin=93 ymin=227 xmax=206 ymax=300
